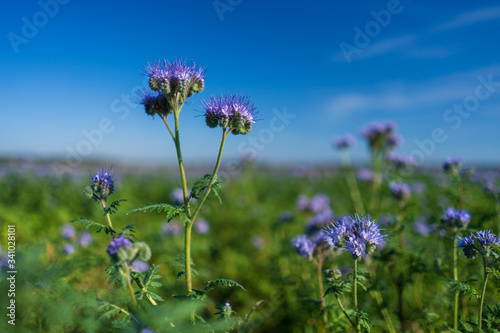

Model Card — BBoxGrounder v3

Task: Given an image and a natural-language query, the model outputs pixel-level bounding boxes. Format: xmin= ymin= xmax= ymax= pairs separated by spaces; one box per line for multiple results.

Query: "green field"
xmin=0 ymin=160 xmax=499 ymax=332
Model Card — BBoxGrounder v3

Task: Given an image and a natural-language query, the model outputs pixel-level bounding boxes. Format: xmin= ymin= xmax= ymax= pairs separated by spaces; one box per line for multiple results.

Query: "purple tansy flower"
xmin=443 ymin=156 xmax=461 ymax=173
xmin=357 ymin=169 xmax=374 ymax=182
xmin=61 ymin=223 xmax=76 ymax=240
xmin=79 ymin=232 xmax=93 ymax=247
xmin=458 ymin=230 xmax=500 ymax=259
xmin=201 ymin=94 xmax=257 ymax=135
xmin=309 ymin=194 xmax=331 ymax=213
xmin=139 ymin=90 xmax=172 ymax=117
xmin=106 ymin=235 xmax=133 ymax=255
xmin=360 ymin=121 xmax=400 ymax=151
xmin=163 ymin=221 xmax=182 ymax=235
xmin=296 ymin=195 xmax=310 ymax=211
xmin=442 ymin=207 xmax=471 ymax=228
xmin=132 ymin=260 xmax=150 ymax=273
xmin=63 ymin=243 xmax=75 ymax=255
xmin=195 ymin=218 xmax=210 ymax=234
xmin=324 ymin=214 xmax=387 ymax=259
xmin=333 ymin=134 xmax=356 ymax=150
xmin=91 ymin=167 xmax=115 ymax=197
xmin=145 ymin=58 xmax=206 ymax=97
xmin=291 ymin=235 xmax=315 ymax=259
xmin=390 ymin=181 xmax=411 ymax=200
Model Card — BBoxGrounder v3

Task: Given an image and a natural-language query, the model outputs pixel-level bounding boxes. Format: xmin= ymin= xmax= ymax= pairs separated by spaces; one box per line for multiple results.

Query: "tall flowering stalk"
xmin=333 ymin=135 xmax=365 ymax=214
xmin=458 ymin=230 xmax=500 ymax=329
xmin=140 ymin=60 xmax=257 ymax=294
xmin=292 ymin=232 xmax=334 ymax=332
xmin=324 ymin=214 xmax=387 ymax=332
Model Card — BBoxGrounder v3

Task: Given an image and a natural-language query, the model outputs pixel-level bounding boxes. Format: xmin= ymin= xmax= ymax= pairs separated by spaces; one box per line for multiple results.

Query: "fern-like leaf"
xmin=126 ymin=203 xmax=186 ymax=223
xmin=190 ymin=173 xmax=223 ymax=204
xmin=70 ymin=217 xmax=115 ymax=235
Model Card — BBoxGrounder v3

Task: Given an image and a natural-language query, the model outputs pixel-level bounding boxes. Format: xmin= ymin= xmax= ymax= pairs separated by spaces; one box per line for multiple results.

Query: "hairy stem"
xmin=478 ymin=257 xmax=489 ymax=329
xmin=453 ymin=235 xmax=459 ymax=330
xmin=353 ymin=259 xmax=360 ymax=333
xmin=340 ymin=149 xmax=365 ymax=214
xmin=335 ymin=294 xmax=356 ymax=328
xmin=99 ymin=197 xmax=115 ymax=238
xmin=123 ymin=264 xmax=137 ymax=306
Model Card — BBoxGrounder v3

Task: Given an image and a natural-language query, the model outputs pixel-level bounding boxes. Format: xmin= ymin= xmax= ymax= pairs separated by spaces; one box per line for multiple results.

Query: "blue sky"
xmin=1 ymin=0 xmax=500 ymax=169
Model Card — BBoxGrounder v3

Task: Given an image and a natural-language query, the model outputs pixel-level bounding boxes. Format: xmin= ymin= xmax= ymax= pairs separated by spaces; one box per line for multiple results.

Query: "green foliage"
xmin=183 ymin=278 xmax=246 ymax=301
xmin=132 ymin=264 xmax=164 ymax=303
xmin=442 ymin=278 xmax=480 ymax=299
xmin=126 ymin=202 xmax=188 ymax=224
xmin=190 ymin=173 xmax=222 ymax=204
xmin=106 ymin=199 xmax=127 ymax=215
xmin=70 ymin=217 xmax=115 ymax=235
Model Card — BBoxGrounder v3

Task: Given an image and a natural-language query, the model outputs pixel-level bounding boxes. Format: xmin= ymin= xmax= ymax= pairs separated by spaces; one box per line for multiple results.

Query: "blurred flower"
xmin=63 ymin=243 xmax=75 ymax=255
xmin=360 ymin=121 xmax=399 ymax=151
xmin=309 ymin=194 xmax=330 ymax=213
xmin=132 ymin=260 xmax=150 ymax=273
xmin=61 ymin=223 xmax=76 ymax=240
xmin=357 ymin=168 xmax=374 ymax=182
xmin=442 ymin=207 xmax=471 ymax=229
xmin=79 ymin=232 xmax=93 ymax=247
xmin=163 ymin=221 xmax=182 ymax=235
xmin=145 ymin=58 xmax=206 ymax=98
xmin=306 ymin=209 xmax=334 ymax=234
xmin=106 ymin=235 xmax=133 ymax=255
xmin=195 ymin=218 xmax=210 ymax=234
xmin=324 ymin=214 xmax=387 ymax=259
xmin=291 ymin=235 xmax=315 ymax=259
xmin=201 ymin=94 xmax=257 ymax=135
xmin=296 ymin=195 xmax=309 ymax=211
xmin=390 ymin=181 xmax=411 ymax=201
xmin=278 ymin=211 xmax=294 ymax=223
xmin=443 ymin=156 xmax=461 ymax=174
xmin=413 ymin=217 xmax=436 ymax=236
xmin=170 ymin=188 xmax=185 ymax=204
xmin=389 ymin=153 xmax=415 ymax=169
xmin=458 ymin=230 xmax=500 ymax=259
xmin=333 ymin=134 xmax=356 ymax=150
xmin=252 ymin=235 xmax=265 ymax=249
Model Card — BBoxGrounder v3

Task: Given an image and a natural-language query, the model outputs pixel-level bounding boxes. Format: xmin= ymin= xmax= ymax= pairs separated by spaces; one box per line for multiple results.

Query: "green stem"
xmin=99 ymin=197 xmax=115 ymax=238
xmin=131 ymin=272 xmax=158 ymax=306
xmin=316 ymin=256 xmax=328 ymax=332
xmin=123 ymin=264 xmax=137 ymax=306
xmin=478 ymin=258 xmax=489 ymax=329
xmin=453 ymin=235 xmax=459 ymax=330
xmin=353 ymin=259 xmax=360 ymax=333
xmin=162 ymin=115 xmax=175 ymax=142
xmin=173 ymin=111 xmax=191 ymax=214
xmin=340 ymin=149 xmax=365 ymax=214
xmin=370 ymin=289 xmax=396 ymax=333
xmin=335 ymin=294 xmax=356 ymax=328
xmin=186 ymin=128 xmax=229 ymax=293
xmin=190 ymin=128 xmax=229 ymax=223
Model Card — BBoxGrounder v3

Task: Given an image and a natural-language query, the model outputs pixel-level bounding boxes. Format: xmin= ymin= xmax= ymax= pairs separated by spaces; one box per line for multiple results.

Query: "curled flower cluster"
xmin=146 ymin=58 xmax=206 ymax=98
xmin=333 ymin=134 xmax=356 ymax=150
xmin=360 ymin=121 xmax=402 ymax=151
xmin=458 ymin=230 xmax=500 ymax=259
xmin=106 ymin=235 xmax=133 ymax=256
xmin=201 ymin=94 xmax=257 ymax=135
xmin=324 ymin=214 xmax=387 ymax=259
xmin=442 ymin=207 xmax=471 ymax=229
xmin=390 ymin=181 xmax=411 ymax=201
xmin=86 ymin=167 xmax=115 ymax=198
xmin=139 ymin=90 xmax=172 ymax=117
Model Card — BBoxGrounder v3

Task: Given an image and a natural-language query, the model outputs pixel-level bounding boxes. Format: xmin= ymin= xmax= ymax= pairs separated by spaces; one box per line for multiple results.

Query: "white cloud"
xmin=431 ymin=5 xmax=500 ymax=32
xmin=326 ymin=65 xmax=500 ymax=115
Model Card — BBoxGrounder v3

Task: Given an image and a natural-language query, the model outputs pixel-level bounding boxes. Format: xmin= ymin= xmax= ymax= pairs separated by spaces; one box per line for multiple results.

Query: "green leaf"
xmin=126 ymin=203 xmax=186 ymax=223
xmin=190 ymin=173 xmax=223 ymax=204
xmin=70 ymin=217 xmax=115 ymax=235
xmin=106 ymin=199 xmax=127 ymax=215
